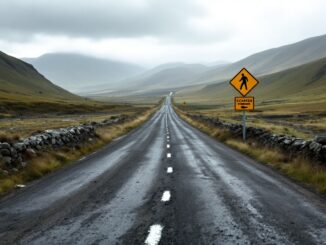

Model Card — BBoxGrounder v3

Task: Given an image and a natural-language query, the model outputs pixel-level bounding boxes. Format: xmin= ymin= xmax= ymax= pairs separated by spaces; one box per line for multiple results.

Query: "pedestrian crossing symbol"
xmin=229 ymin=68 xmax=259 ymax=97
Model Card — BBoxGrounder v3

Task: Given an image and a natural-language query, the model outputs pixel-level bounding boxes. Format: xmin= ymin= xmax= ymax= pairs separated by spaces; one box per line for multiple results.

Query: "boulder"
xmin=25 ymin=148 xmax=36 ymax=157
xmin=10 ymin=147 xmax=17 ymax=156
xmin=291 ymin=139 xmax=306 ymax=151
xmin=0 ymin=142 xmax=11 ymax=149
xmin=0 ymin=148 xmax=11 ymax=156
xmin=14 ymin=142 xmax=27 ymax=152
xmin=314 ymin=135 xmax=326 ymax=145
xmin=309 ymin=141 xmax=322 ymax=151
xmin=284 ymin=138 xmax=292 ymax=144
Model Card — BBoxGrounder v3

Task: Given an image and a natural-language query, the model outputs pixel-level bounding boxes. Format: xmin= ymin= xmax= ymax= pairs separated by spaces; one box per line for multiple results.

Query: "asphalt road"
xmin=0 ymin=96 xmax=325 ymax=245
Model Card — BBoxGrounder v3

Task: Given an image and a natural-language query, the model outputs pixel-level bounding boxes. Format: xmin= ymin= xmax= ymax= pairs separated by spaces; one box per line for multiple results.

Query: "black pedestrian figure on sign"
xmin=239 ymin=73 xmax=248 ymax=90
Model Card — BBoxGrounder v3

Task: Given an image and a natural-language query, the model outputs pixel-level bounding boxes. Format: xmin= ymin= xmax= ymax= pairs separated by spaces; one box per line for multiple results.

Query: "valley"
xmin=0 ymin=20 xmax=325 ymax=243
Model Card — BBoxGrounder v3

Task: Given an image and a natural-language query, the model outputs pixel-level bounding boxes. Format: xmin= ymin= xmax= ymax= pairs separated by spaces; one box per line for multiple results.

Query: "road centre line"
xmin=144 ymin=224 xmax=163 ymax=245
xmin=161 ymin=190 xmax=171 ymax=202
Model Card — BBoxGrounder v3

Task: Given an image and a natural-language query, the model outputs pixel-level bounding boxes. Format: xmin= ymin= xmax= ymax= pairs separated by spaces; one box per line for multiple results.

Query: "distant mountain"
xmin=86 ymin=63 xmax=209 ymax=95
xmin=178 ymin=56 xmax=326 ymax=104
xmin=24 ymin=53 xmax=145 ymax=92
xmin=204 ymin=60 xmax=229 ymax=67
xmin=195 ymin=34 xmax=326 ymax=84
xmin=0 ymin=51 xmax=78 ymax=101
xmin=127 ymin=63 xmax=209 ymax=89
xmin=81 ymin=34 xmax=326 ymax=100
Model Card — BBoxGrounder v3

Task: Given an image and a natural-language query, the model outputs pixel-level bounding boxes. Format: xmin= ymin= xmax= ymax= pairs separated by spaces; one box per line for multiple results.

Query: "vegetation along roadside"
xmin=174 ymin=105 xmax=326 ymax=195
xmin=0 ymin=102 xmax=160 ymax=196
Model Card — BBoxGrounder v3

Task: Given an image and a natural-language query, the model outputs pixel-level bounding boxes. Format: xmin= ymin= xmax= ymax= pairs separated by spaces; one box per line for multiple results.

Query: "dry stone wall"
xmin=187 ymin=114 xmax=326 ymax=164
xmin=0 ymin=116 xmax=126 ymax=171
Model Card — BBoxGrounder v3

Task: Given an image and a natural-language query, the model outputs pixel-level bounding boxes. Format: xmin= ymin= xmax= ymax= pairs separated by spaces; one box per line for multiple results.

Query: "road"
xmin=0 ymin=96 xmax=325 ymax=244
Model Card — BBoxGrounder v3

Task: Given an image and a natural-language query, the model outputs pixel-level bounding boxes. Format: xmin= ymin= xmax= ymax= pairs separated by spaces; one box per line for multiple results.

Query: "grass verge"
xmin=175 ymin=107 xmax=326 ymax=195
xmin=0 ymin=106 xmax=158 ymax=196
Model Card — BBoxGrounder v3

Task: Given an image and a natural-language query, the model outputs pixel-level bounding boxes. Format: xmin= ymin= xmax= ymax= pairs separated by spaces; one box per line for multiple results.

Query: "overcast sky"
xmin=0 ymin=0 xmax=325 ymax=67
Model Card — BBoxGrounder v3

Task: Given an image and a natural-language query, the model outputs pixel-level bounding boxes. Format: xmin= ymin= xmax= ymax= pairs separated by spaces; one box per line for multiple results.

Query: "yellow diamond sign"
xmin=230 ymin=68 xmax=259 ymax=97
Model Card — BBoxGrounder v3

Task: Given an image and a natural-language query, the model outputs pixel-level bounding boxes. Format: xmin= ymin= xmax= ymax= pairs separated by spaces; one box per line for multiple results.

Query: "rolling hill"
xmin=193 ymin=34 xmax=326 ymax=85
xmin=24 ymin=53 xmax=145 ymax=92
xmin=123 ymin=63 xmax=209 ymax=89
xmin=177 ymin=56 xmax=326 ymax=105
xmin=0 ymin=51 xmax=137 ymax=116
xmin=0 ymin=51 xmax=78 ymax=102
xmin=86 ymin=34 xmax=326 ymax=99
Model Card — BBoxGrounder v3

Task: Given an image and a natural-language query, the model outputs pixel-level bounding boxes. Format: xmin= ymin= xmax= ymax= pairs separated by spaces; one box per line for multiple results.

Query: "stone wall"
xmin=0 ymin=116 xmax=127 ymax=171
xmin=187 ymin=113 xmax=326 ymax=164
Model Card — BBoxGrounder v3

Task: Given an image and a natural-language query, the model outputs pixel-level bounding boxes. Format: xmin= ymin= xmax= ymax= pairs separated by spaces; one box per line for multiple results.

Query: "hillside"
xmin=177 ymin=56 xmax=326 ymax=105
xmin=0 ymin=51 xmax=78 ymax=102
xmin=86 ymin=34 xmax=326 ymax=98
xmin=126 ymin=63 xmax=209 ymax=89
xmin=24 ymin=53 xmax=145 ymax=92
xmin=194 ymin=34 xmax=326 ymax=85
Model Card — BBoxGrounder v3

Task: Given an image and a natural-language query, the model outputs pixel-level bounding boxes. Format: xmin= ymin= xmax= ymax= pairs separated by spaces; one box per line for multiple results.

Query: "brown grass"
xmin=175 ymin=107 xmax=326 ymax=195
xmin=0 ymin=107 xmax=148 ymax=139
xmin=175 ymin=100 xmax=326 ymax=139
xmin=0 ymin=106 xmax=158 ymax=195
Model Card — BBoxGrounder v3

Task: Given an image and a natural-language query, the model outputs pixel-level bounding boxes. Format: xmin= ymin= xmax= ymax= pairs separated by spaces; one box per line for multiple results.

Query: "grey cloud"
xmin=0 ymin=0 xmax=209 ymax=42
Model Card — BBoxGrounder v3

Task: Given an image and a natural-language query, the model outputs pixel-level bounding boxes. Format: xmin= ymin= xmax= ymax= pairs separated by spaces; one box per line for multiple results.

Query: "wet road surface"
xmin=0 ymin=96 xmax=325 ymax=244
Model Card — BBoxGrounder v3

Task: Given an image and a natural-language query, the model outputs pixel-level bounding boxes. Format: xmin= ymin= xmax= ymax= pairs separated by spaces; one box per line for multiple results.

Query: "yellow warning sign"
xmin=230 ymin=68 xmax=259 ymax=97
xmin=234 ymin=97 xmax=254 ymax=111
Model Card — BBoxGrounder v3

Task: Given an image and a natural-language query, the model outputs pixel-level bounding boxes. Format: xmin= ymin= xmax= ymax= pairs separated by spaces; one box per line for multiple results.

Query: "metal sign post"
xmin=242 ymin=110 xmax=246 ymax=141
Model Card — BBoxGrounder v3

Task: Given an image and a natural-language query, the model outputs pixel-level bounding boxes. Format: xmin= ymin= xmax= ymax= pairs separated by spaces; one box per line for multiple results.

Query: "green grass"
xmin=176 ymin=57 xmax=326 ymax=105
xmin=0 ymin=51 xmax=148 ymax=118
xmin=0 ymin=51 xmax=78 ymax=100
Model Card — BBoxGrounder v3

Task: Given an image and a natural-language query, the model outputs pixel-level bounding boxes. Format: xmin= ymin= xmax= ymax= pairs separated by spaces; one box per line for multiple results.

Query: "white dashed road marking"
xmin=161 ymin=190 xmax=171 ymax=202
xmin=146 ymin=113 xmax=173 ymax=245
xmin=144 ymin=224 xmax=164 ymax=245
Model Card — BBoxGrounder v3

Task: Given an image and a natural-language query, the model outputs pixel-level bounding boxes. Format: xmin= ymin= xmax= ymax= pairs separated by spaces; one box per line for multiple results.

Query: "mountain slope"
xmin=88 ymin=34 xmax=326 ymax=97
xmin=24 ymin=53 xmax=145 ymax=92
xmin=0 ymin=51 xmax=78 ymax=101
xmin=127 ymin=63 xmax=209 ymax=89
xmin=190 ymin=34 xmax=326 ymax=85
xmin=177 ymin=56 xmax=326 ymax=104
